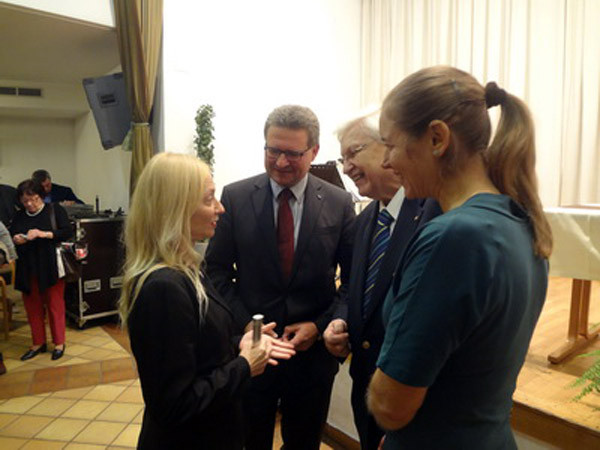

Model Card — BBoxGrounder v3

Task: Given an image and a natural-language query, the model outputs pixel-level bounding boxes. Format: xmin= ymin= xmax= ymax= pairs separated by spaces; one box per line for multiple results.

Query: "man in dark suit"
xmin=206 ymin=105 xmax=355 ymax=450
xmin=0 ymin=184 xmax=19 ymax=226
xmin=32 ymin=169 xmax=84 ymax=204
xmin=323 ymin=115 xmax=441 ymax=450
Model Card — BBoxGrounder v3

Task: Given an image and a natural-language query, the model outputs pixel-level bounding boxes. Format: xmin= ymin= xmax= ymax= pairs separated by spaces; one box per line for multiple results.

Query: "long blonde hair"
xmin=118 ymin=152 xmax=211 ymax=327
xmin=382 ymin=65 xmax=552 ymax=258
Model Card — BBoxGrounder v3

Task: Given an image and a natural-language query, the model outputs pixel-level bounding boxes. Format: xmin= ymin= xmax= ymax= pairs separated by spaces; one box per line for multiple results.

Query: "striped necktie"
xmin=363 ymin=209 xmax=394 ymax=318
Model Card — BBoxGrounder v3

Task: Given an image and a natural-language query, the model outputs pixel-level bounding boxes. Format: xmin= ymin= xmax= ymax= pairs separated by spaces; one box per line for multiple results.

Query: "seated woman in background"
xmin=0 ymin=219 xmax=18 ymax=375
xmin=367 ymin=66 xmax=552 ymax=449
xmin=118 ymin=152 xmax=295 ymax=450
xmin=11 ymin=179 xmax=72 ymax=361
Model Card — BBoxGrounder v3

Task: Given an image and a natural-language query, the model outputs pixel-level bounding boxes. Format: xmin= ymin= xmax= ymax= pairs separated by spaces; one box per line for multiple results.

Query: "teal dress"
xmin=377 ymin=194 xmax=548 ymax=449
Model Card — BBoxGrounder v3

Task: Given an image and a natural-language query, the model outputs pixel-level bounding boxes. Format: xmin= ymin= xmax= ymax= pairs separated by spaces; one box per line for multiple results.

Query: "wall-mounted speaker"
xmin=83 ymin=73 xmax=132 ymax=150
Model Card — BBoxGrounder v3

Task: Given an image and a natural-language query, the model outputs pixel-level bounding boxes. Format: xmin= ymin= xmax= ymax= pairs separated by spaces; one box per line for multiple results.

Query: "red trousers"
xmin=22 ymin=277 xmax=66 ymax=346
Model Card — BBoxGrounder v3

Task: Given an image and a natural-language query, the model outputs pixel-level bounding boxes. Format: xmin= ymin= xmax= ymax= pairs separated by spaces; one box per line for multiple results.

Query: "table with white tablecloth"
xmin=544 ymin=206 xmax=600 ymax=363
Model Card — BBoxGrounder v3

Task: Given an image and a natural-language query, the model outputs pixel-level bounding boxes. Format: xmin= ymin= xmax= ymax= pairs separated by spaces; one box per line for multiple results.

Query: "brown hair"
xmin=382 ymin=66 xmax=552 ymax=257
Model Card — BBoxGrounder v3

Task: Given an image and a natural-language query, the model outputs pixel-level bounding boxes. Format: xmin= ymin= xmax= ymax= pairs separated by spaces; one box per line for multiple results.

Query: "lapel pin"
xmin=317 ymin=194 xmax=322 ymax=200
xmin=413 ymin=215 xmax=420 ymax=221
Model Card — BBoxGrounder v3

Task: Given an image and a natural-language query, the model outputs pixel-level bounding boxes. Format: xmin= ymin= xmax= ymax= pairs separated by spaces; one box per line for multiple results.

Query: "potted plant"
xmin=572 ymin=349 xmax=600 ymax=402
xmin=193 ymin=104 xmax=216 ymax=256
xmin=194 ymin=104 xmax=215 ymax=169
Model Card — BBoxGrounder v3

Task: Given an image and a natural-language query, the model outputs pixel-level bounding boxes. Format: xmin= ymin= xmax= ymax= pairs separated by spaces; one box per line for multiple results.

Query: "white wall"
xmin=162 ymin=0 xmax=362 ymax=193
xmin=0 ymin=116 xmax=76 ymax=188
xmin=0 ymin=112 xmax=129 ymax=211
xmin=0 ymin=79 xmax=89 ymax=117
xmin=0 ymin=72 xmax=130 ymax=212
xmin=3 ymin=0 xmax=114 ymax=26
xmin=73 ymin=111 xmax=130 ymax=212
xmin=327 ymin=361 xmax=358 ymax=440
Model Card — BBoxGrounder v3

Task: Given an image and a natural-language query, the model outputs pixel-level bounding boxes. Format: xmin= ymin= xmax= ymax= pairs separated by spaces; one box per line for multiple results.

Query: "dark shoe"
xmin=51 ymin=345 xmax=65 ymax=361
xmin=0 ymin=356 xmax=6 ymax=375
xmin=20 ymin=343 xmax=47 ymax=361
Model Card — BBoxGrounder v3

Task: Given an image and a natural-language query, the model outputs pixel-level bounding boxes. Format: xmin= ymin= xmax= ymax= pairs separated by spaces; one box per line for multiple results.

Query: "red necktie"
xmin=277 ymin=189 xmax=294 ymax=280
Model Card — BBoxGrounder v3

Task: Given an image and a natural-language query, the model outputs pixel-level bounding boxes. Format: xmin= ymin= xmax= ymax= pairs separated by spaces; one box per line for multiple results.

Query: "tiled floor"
xmin=0 ymin=379 xmax=143 ymax=449
xmin=0 ymin=298 xmax=336 ymax=449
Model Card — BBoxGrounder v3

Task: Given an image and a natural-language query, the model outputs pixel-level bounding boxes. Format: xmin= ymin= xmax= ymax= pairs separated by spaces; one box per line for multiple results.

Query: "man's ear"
xmin=428 ymin=120 xmax=450 ymax=157
xmin=311 ymin=144 xmax=320 ymax=160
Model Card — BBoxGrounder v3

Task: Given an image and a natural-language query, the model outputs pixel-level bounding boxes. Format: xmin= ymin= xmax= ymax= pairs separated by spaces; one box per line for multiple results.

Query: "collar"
xmin=26 ymin=203 xmax=46 ymax=217
xmin=379 ymin=186 xmax=405 ymax=219
xmin=269 ymin=174 xmax=309 ymax=201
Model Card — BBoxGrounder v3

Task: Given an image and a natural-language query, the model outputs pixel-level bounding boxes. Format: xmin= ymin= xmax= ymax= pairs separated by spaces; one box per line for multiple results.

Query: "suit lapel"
xmin=251 ymin=175 xmax=280 ymax=275
xmin=202 ymin=273 xmax=233 ymax=315
xmin=362 ymin=198 xmax=424 ymax=322
xmin=291 ymin=175 xmax=323 ymax=282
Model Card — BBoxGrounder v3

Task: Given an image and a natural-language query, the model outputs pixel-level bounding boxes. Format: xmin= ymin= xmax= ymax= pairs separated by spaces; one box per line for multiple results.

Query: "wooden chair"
xmin=0 ymin=261 xmax=16 ymax=340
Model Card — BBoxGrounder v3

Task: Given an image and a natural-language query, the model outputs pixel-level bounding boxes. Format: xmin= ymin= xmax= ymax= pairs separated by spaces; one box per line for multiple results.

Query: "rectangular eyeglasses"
xmin=264 ymin=145 xmax=311 ymax=162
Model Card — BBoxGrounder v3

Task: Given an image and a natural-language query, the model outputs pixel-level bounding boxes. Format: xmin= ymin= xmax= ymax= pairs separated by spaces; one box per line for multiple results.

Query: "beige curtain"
xmin=114 ymin=0 xmax=163 ymax=196
xmin=361 ymin=0 xmax=600 ymax=207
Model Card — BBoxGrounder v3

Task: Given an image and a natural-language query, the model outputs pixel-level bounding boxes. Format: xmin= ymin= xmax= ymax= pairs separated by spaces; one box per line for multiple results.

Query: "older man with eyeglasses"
xmin=206 ymin=104 xmax=356 ymax=450
xmin=323 ymin=114 xmax=441 ymax=450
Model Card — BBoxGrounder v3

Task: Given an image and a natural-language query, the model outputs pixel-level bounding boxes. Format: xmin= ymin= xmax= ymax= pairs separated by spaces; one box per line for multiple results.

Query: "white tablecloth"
xmin=544 ymin=207 xmax=600 ymax=280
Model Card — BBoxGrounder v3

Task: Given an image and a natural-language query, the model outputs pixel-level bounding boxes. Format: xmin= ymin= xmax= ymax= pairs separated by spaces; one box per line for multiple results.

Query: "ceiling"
xmin=0 ymin=3 xmax=120 ymax=85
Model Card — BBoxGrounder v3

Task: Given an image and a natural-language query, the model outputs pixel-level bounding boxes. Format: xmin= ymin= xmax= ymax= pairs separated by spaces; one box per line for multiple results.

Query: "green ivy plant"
xmin=571 ymin=349 xmax=600 ymax=402
xmin=194 ymin=104 xmax=215 ymax=169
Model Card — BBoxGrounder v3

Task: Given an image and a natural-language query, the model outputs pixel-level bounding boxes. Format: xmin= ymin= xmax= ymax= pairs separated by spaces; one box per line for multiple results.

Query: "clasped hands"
xmin=13 ymin=228 xmax=51 ymax=244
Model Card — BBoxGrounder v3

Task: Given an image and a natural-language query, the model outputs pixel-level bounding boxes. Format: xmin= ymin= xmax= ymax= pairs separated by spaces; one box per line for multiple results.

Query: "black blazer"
xmin=206 ymin=173 xmax=355 ymax=335
xmin=0 ymin=184 xmax=19 ymax=226
xmin=128 ymin=268 xmax=250 ymax=450
xmin=48 ymin=183 xmax=84 ymax=204
xmin=342 ymin=198 xmax=442 ymax=382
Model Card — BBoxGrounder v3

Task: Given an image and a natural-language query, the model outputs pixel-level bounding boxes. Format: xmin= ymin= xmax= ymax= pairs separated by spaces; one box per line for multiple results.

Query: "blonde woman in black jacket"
xmin=118 ymin=153 xmax=295 ymax=449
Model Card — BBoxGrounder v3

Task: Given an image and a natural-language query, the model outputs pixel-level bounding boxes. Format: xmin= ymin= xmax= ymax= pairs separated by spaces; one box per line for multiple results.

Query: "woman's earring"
xmin=432 ymin=149 xmax=442 ymax=157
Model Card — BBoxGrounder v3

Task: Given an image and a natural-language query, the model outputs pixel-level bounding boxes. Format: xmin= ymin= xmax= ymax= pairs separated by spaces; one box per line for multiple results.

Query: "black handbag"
xmin=48 ymin=204 xmax=80 ymax=283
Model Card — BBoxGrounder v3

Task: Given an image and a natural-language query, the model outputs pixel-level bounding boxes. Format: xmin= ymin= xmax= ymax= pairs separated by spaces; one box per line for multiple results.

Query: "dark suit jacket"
xmin=342 ymin=198 xmax=442 ymax=382
xmin=48 ymin=183 xmax=84 ymax=204
xmin=206 ymin=173 xmax=355 ymax=335
xmin=0 ymin=184 xmax=19 ymax=225
xmin=128 ymin=268 xmax=250 ymax=450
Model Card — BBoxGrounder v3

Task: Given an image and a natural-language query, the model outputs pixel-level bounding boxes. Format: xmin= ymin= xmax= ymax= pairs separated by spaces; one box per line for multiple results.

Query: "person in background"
xmin=0 ymin=183 xmax=19 ymax=226
xmin=0 ymin=219 xmax=17 ymax=375
xmin=118 ymin=152 xmax=295 ymax=449
xmin=323 ymin=114 xmax=440 ymax=450
xmin=11 ymin=179 xmax=73 ymax=361
xmin=0 ymin=220 xmax=17 ymax=264
xmin=206 ymin=105 xmax=355 ymax=450
xmin=367 ymin=66 xmax=552 ymax=449
xmin=32 ymin=169 xmax=84 ymax=205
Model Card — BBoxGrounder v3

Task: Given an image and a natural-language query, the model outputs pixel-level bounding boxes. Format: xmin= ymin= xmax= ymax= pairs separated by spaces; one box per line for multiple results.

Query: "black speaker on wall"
xmin=83 ymin=72 xmax=132 ymax=150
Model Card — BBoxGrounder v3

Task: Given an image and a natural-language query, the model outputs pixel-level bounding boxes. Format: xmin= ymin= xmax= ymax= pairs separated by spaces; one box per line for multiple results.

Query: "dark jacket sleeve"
xmin=129 ymin=274 xmax=250 ymax=428
xmin=65 ymin=187 xmax=84 ymax=204
xmin=314 ymin=191 xmax=356 ymax=333
xmin=205 ymin=187 xmax=253 ymax=330
xmin=52 ymin=204 xmax=73 ymax=242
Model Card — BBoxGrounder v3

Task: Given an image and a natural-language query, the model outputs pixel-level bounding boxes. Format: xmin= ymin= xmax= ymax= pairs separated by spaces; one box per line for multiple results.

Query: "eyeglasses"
xmin=264 ymin=145 xmax=312 ymax=162
xmin=337 ymin=143 xmax=369 ymax=164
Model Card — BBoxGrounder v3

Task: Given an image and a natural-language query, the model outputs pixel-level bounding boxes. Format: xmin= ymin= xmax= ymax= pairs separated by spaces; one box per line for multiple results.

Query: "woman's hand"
xmin=239 ymin=336 xmax=271 ymax=377
xmin=13 ymin=234 xmax=27 ymax=245
xmin=26 ymin=229 xmax=50 ymax=241
xmin=239 ymin=322 xmax=296 ymax=376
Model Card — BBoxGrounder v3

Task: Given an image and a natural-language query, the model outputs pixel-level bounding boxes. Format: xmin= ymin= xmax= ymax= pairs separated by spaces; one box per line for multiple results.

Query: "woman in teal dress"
xmin=367 ymin=66 xmax=553 ymax=449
